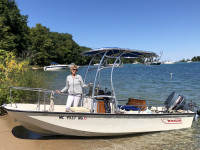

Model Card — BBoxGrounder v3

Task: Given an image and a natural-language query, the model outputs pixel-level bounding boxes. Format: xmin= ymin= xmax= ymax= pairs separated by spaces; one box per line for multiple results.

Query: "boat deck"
xmin=4 ymin=103 xmax=194 ymax=115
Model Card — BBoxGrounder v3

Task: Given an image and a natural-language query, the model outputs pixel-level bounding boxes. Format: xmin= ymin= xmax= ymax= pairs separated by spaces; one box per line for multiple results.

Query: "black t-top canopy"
xmin=81 ymin=47 xmax=157 ymax=58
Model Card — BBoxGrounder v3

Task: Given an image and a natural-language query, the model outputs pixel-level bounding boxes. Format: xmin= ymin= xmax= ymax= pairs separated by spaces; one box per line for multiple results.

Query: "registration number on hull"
xmin=58 ymin=116 xmax=87 ymax=120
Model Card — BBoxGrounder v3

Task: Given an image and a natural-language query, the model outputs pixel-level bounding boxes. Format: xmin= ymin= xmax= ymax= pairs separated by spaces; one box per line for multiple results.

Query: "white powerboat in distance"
xmin=132 ymin=61 xmax=140 ymax=64
xmin=150 ymin=61 xmax=161 ymax=65
xmin=162 ymin=61 xmax=176 ymax=64
xmin=2 ymin=47 xmax=199 ymax=137
xmin=144 ymin=51 xmax=162 ymax=65
xmin=44 ymin=62 xmax=70 ymax=71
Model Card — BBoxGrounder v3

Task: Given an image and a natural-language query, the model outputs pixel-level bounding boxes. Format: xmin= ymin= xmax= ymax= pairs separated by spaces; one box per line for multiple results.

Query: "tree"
xmin=29 ymin=24 xmax=54 ymax=65
xmin=0 ymin=0 xmax=30 ymax=55
xmin=49 ymin=32 xmax=74 ymax=64
xmin=0 ymin=0 xmax=91 ymax=66
xmin=192 ymin=56 xmax=200 ymax=62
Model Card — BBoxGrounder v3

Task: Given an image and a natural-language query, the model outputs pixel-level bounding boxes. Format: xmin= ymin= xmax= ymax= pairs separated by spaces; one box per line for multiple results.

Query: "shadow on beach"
xmin=11 ymin=125 xmax=156 ymax=140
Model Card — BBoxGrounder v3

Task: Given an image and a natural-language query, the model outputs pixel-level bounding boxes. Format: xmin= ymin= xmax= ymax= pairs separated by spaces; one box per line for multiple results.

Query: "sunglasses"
xmin=72 ymin=69 xmax=77 ymax=71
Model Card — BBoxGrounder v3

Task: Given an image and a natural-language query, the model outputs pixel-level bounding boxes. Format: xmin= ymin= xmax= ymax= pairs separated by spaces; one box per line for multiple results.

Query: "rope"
xmin=49 ymin=91 xmax=54 ymax=112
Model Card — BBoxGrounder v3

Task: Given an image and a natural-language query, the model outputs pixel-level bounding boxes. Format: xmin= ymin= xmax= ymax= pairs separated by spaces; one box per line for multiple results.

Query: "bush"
xmin=0 ymin=50 xmax=49 ymax=106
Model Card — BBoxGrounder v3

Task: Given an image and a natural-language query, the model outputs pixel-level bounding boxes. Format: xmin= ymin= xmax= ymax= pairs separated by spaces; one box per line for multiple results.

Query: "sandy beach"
xmin=0 ymin=114 xmax=108 ymax=150
xmin=0 ymin=115 xmax=39 ymax=150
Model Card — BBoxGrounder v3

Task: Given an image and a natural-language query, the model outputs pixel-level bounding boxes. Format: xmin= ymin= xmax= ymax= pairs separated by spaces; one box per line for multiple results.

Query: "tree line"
xmin=191 ymin=56 xmax=200 ymax=62
xmin=2 ymin=0 xmax=199 ymax=66
xmin=0 ymin=0 xmax=144 ymax=66
xmin=0 ymin=0 xmax=92 ymax=66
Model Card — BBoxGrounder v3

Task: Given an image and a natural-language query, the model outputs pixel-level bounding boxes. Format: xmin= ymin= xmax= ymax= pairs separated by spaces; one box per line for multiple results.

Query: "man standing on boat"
xmin=56 ymin=64 xmax=92 ymax=112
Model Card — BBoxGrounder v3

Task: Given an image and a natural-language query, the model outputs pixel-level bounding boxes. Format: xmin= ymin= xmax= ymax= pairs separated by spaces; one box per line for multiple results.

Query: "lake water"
xmin=47 ymin=62 xmax=200 ymax=105
xmin=44 ymin=62 xmax=200 ymax=149
xmin=3 ymin=62 xmax=200 ymax=149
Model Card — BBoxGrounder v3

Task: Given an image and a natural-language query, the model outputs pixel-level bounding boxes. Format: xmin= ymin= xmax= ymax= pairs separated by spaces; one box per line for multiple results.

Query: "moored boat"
xmin=163 ymin=61 xmax=176 ymax=64
xmin=43 ymin=62 xmax=70 ymax=71
xmin=150 ymin=61 xmax=161 ymax=65
xmin=2 ymin=47 xmax=199 ymax=136
xmin=133 ymin=61 xmax=140 ymax=64
xmin=3 ymin=102 xmax=195 ymax=136
xmin=145 ymin=51 xmax=162 ymax=65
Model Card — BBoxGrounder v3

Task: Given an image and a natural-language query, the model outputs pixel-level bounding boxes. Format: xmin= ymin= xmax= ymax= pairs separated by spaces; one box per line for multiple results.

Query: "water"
xmin=43 ymin=62 xmax=200 ymax=149
xmin=3 ymin=62 xmax=200 ymax=149
xmin=47 ymin=62 xmax=200 ymax=105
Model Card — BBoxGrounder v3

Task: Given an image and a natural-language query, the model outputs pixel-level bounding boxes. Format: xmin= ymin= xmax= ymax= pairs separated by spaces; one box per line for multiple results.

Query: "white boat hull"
xmin=43 ymin=65 xmax=69 ymax=71
xmin=163 ymin=61 xmax=176 ymax=64
xmin=3 ymin=104 xmax=195 ymax=136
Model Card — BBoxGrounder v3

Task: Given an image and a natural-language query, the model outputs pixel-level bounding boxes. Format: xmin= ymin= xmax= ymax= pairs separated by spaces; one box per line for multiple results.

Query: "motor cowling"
xmin=164 ymin=92 xmax=186 ymax=111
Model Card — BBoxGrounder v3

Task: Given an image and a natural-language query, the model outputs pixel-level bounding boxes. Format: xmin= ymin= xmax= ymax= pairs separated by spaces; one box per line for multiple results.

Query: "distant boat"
xmin=187 ymin=61 xmax=192 ymax=63
xmin=133 ymin=61 xmax=140 ymax=64
xmin=145 ymin=51 xmax=163 ymax=65
xmin=150 ymin=61 xmax=161 ymax=65
xmin=163 ymin=61 xmax=176 ymax=64
xmin=44 ymin=62 xmax=69 ymax=71
xmin=104 ymin=63 xmax=123 ymax=67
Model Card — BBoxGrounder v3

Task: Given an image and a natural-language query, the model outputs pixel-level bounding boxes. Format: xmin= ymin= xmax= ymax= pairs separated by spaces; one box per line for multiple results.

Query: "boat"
xmin=145 ymin=59 xmax=161 ymax=65
xmin=145 ymin=51 xmax=162 ymax=65
xmin=150 ymin=61 xmax=161 ymax=65
xmin=2 ymin=47 xmax=199 ymax=137
xmin=104 ymin=63 xmax=123 ymax=67
xmin=43 ymin=62 xmax=70 ymax=71
xmin=163 ymin=61 xmax=176 ymax=64
xmin=133 ymin=61 xmax=140 ymax=64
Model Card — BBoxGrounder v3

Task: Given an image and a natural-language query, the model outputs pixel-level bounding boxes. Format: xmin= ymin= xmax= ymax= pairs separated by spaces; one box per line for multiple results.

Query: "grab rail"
xmin=9 ymin=86 xmax=68 ymax=111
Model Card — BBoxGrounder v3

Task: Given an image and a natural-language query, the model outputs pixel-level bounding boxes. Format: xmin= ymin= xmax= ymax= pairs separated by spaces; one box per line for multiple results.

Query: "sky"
xmin=15 ymin=0 xmax=200 ymax=61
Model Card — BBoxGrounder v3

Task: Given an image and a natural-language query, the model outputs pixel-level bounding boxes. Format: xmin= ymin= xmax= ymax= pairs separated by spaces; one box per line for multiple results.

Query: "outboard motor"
xmin=165 ymin=92 xmax=200 ymax=119
xmin=164 ymin=91 xmax=186 ymax=111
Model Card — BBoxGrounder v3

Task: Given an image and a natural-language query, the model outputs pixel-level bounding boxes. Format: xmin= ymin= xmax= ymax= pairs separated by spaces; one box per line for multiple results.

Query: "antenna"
xmin=169 ymin=72 xmax=173 ymax=89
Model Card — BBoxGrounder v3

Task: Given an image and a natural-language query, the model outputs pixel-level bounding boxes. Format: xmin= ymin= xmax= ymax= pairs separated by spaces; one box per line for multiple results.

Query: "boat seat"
xmin=70 ymin=107 xmax=90 ymax=113
xmin=127 ymin=98 xmax=147 ymax=111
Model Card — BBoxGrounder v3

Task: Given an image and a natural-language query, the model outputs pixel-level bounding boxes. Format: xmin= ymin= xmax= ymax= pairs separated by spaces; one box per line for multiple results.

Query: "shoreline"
xmin=0 ymin=114 xmax=113 ymax=150
xmin=30 ymin=65 xmax=43 ymax=70
xmin=0 ymin=115 xmax=84 ymax=150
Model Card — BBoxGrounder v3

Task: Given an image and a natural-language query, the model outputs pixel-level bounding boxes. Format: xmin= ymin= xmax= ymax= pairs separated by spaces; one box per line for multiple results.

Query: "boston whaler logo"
xmin=161 ymin=118 xmax=182 ymax=124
